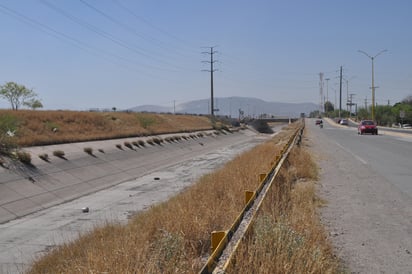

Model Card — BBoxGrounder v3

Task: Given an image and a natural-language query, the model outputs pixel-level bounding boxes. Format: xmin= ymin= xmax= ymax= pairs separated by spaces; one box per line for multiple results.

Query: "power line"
xmin=111 ymin=0 xmax=199 ymax=54
xmin=40 ymin=0 xmax=187 ymax=72
xmin=0 ymin=3 xmax=161 ymax=76
xmin=79 ymin=0 xmax=185 ymax=56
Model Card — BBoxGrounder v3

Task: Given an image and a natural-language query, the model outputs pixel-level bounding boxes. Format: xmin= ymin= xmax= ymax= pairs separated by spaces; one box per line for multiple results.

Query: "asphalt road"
xmin=0 ymin=128 xmax=273 ymax=274
xmin=308 ymin=118 xmax=412 ymax=273
xmin=323 ymin=119 xmax=412 ymax=197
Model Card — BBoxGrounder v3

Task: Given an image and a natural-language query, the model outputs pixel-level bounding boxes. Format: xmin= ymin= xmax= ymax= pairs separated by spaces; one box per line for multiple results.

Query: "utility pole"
xmin=349 ymin=93 xmax=356 ymax=117
xmin=339 ymin=66 xmax=343 ymax=118
xmin=325 ymin=78 xmax=330 ymax=103
xmin=343 ymin=76 xmax=355 ymax=111
xmin=319 ymin=73 xmax=324 ymax=113
xmin=202 ymin=46 xmax=218 ymax=117
xmin=364 ymin=97 xmax=368 ymax=110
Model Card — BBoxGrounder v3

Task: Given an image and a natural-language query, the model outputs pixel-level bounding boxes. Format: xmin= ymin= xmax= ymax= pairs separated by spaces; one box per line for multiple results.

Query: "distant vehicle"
xmin=315 ymin=119 xmax=322 ymax=125
xmin=401 ymin=124 xmax=412 ymax=129
xmin=340 ymin=119 xmax=348 ymax=125
xmin=358 ymin=120 xmax=378 ymax=135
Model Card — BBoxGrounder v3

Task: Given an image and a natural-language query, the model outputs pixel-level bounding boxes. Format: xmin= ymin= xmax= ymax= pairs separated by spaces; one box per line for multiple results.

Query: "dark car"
xmin=358 ymin=120 xmax=378 ymax=135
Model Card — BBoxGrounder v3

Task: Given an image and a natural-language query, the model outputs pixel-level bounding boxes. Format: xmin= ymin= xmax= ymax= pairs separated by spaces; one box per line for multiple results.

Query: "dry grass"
xmin=27 ymin=123 xmax=341 ymax=273
xmin=227 ymin=139 xmax=341 ymax=273
xmin=0 ymin=110 xmax=213 ymax=147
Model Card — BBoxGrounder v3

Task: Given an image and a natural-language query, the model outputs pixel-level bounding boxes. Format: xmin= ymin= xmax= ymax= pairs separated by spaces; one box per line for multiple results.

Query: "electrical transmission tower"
xmin=202 ymin=46 xmax=218 ymax=117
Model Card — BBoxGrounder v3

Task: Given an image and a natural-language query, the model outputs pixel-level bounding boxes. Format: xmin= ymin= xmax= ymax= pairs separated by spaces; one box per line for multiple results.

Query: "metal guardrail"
xmin=199 ymin=122 xmax=305 ymax=274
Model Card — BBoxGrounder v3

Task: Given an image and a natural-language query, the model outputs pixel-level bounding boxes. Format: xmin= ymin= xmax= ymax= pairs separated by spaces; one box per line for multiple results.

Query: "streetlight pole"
xmin=358 ymin=49 xmax=387 ymax=121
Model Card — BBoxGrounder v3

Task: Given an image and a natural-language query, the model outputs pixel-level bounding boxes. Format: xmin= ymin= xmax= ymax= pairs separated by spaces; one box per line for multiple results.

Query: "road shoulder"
xmin=306 ymin=121 xmax=412 ymax=273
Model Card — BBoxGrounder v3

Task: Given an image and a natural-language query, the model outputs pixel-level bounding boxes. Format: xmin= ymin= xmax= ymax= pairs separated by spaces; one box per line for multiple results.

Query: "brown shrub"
xmin=53 ymin=150 xmax=65 ymax=158
xmin=38 ymin=153 xmax=49 ymax=162
xmin=16 ymin=150 xmax=32 ymax=164
xmin=83 ymin=147 xmax=93 ymax=155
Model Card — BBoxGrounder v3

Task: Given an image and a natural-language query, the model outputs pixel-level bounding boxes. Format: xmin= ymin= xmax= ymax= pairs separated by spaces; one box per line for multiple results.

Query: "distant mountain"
xmin=128 ymin=97 xmax=317 ymax=118
xmin=129 ymin=105 xmax=173 ymax=113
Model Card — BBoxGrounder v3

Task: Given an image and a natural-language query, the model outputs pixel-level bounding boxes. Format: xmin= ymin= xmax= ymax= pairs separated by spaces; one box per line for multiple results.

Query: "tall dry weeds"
xmin=227 ymin=142 xmax=341 ymax=273
xmin=27 ymin=122 xmax=340 ymax=273
xmin=0 ymin=110 xmax=212 ymax=147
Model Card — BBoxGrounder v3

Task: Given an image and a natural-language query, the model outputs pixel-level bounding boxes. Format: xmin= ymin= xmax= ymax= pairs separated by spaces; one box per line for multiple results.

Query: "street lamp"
xmin=358 ymin=49 xmax=387 ymax=121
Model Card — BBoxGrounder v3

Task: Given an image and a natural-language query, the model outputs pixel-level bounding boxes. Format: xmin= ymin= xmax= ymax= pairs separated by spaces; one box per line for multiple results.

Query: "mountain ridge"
xmin=128 ymin=97 xmax=317 ymax=118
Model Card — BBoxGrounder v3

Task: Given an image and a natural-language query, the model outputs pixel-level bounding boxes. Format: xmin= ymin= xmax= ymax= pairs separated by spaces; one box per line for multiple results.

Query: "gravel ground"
xmin=307 ymin=121 xmax=412 ymax=274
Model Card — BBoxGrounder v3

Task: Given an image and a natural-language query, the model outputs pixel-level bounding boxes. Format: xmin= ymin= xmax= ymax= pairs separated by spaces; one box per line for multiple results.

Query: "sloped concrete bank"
xmin=0 ymin=130 xmax=256 ymax=224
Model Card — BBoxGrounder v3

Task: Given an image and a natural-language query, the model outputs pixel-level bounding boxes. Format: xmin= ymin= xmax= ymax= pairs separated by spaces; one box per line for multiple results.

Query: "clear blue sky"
xmin=1 ymin=0 xmax=411 ymax=110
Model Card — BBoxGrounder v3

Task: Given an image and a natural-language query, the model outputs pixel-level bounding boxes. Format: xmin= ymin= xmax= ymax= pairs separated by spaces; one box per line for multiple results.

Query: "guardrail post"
xmin=199 ymin=123 xmax=305 ymax=274
xmin=245 ymin=191 xmax=255 ymax=205
xmin=211 ymin=231 xmax=227 ymax=253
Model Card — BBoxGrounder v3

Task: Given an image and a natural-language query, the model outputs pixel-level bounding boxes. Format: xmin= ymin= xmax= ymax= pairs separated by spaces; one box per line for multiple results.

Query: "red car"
xmin=358 ymin=120 xmax=378 ymax=135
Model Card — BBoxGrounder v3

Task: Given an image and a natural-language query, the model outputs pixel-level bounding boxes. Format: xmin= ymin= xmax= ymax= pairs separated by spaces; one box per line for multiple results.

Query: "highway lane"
xmin=321 ymin=120 xmax=412 ymax=198
xmin=308 ymin=118 xmax=412 ymax=273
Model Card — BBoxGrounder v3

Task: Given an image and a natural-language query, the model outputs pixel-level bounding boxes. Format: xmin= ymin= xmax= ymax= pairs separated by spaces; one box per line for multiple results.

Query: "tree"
xmin=357 ymin=107 xmax=369 ymax=120
xmin=0 ymin=82 xmax=40 ymax=110
xmin=375 ymin=105 xmax=394 ymax=126
xmin=23 ymin=99 xmax=43 ymax=110
xmin=392 ymin=102 xmax=412 ymax=124
xmin=324 ymin=101 xmax=334 ymax=113
xmin=401 ymin=95 xmax=412 ymax=105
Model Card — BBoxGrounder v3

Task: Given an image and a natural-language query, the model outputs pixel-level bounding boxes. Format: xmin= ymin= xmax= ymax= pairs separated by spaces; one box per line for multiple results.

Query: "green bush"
xmin=136 ymin=115 xmax=156 ymax=129
xmin=0 ymin=114 xmax=19 ymax=154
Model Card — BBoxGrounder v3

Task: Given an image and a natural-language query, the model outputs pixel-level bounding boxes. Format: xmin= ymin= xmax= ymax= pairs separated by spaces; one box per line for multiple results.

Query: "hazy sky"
xmin=1 ymin=0 xmax=411 ymax=110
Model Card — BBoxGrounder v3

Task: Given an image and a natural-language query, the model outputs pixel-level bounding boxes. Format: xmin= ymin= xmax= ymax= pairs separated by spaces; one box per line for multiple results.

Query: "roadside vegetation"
xmin=27 ymin=122 xmax=342 ymax=273
xmin=310 ymin=94 xmax=412 ymax=127
xmin=227 ymin=144 xmax=341 ymax=273
xmin=0 ymin=109 xmax=213 ymax=147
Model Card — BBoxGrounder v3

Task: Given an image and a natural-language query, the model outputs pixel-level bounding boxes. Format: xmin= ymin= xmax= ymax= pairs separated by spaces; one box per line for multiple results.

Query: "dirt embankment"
xmin=0 ymin=110 xmax=214 ymax=147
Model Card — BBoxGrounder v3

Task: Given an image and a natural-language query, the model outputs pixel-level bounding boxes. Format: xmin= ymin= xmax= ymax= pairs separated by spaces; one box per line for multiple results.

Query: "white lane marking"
xmin=334 ymin=142 xmax=368 ymax=165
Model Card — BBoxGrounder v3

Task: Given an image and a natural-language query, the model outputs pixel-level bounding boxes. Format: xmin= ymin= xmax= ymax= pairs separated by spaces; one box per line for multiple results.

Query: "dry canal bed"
xmin=0 ymin=128 xmax=274 ymax=273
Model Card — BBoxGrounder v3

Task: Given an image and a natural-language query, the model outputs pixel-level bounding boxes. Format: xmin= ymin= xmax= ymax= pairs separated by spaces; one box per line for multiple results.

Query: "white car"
xmin=340 ymin=119 xmax=348 ymax=125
